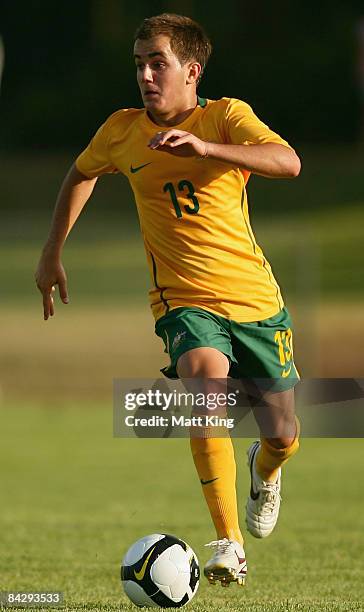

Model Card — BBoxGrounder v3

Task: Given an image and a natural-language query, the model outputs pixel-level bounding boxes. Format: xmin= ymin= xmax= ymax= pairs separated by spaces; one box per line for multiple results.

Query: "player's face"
xmin=134 ymin=35 xmax=193 ymax=117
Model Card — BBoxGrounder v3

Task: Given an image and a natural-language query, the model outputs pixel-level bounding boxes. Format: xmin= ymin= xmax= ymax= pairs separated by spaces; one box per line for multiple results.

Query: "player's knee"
xmin=265 ymin=435 xmax=296 ymax=449
xmin=176 ymin=347 xmax=229 ymax=378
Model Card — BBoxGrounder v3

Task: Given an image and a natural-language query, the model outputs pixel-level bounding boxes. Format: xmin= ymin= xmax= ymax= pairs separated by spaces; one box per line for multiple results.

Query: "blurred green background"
xmin=0 ymin=2 xmax=364 ymax=610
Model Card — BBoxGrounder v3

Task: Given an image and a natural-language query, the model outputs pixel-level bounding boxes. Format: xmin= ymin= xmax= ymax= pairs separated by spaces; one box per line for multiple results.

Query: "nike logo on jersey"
xmin=200 ymin=477 xmax=219 ymax=485
xmin=133 ymin=546 xmax=156 ymax=581
xmin=130 ymin=162 xmax=152 ymax=174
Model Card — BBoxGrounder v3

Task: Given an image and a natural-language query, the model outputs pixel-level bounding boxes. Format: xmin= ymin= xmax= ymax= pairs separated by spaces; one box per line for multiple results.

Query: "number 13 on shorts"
xmin=274 ymin=329 xmax=298 ymax=379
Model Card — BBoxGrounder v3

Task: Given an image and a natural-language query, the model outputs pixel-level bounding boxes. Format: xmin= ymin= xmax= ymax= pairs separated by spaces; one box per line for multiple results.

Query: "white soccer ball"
xmin=121 ymin=533 xmax=200 ymax=608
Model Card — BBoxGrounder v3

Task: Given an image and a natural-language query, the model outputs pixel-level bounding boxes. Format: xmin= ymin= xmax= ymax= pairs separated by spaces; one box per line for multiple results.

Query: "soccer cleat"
xmin=246 ymin=440 xmax=282 ymax=538
xmin=204 ymin=539 xmax=247 ymax=586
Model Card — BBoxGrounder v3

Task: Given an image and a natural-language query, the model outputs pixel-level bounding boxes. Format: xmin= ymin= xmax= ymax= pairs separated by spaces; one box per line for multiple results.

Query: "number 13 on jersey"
xmin=163 ymin=180 xmax=200 ymax=218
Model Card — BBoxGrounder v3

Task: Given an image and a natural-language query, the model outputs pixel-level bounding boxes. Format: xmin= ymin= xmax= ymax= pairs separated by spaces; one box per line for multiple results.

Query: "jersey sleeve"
xmin=224 ymin=98 xmax=292 ymax=148
xmin=75 ymin=111 xmax=121 ymax=178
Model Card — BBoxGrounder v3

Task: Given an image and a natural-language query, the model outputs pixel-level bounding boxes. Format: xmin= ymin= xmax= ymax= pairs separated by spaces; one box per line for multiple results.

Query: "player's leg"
xmin=177 ymin=348 xmax=243 ymax=545
xmin=253 ymin=386 xmax=299 ymax=481
xmin=177 ymin=348 xmax=247 ymax=586
xmin=229 ymin=306 xmax=300 ymax=538
xmin=155 ymin=307 xmax=247 ymax=585
xmin=245 ymin=384 xmax=300 ymax=538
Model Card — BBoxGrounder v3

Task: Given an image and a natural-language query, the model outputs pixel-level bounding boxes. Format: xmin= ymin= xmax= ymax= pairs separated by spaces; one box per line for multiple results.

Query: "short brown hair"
xmin=134 ymin=13 xmax=212 ymax=82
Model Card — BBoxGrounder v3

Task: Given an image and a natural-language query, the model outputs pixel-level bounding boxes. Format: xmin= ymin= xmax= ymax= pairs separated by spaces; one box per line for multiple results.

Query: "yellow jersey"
xmin=76 ymin=97 xmax=291 ymax=322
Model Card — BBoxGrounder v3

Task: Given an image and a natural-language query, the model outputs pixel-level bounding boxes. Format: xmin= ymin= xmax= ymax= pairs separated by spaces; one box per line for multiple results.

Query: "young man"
xmin=35 ymin=14 xmax=301 ymax=587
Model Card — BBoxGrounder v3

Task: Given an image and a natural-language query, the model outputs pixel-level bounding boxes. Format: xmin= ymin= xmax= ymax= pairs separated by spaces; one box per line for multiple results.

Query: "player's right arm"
xmin=35 ymin=163 xmax=98 ymax=320
xmin=36 ymin=111 xmax=123 ymax=320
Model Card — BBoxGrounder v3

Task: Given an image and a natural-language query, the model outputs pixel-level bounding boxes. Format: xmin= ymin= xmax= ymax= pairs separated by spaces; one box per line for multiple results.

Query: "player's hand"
xmin=148 ymin=130 xmax=208 ymax=158
xmin=35 ymin=253 xmax=69 ymax=320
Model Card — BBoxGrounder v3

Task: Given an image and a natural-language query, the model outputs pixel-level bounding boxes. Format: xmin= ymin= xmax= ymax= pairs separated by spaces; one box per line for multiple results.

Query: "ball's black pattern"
xmin=121 ymin=534 xmax=198 ymax=608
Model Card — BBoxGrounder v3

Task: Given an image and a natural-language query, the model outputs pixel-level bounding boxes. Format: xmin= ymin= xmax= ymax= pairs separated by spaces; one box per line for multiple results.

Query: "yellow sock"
xmin=190 ymin=428 xmax=244 ymax=545
xmin=256 ymin=417 xmax=300 ymax=482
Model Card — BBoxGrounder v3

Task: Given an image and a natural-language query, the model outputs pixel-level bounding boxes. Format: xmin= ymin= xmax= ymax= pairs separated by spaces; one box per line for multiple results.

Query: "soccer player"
xmin=35 ymin=14 xmax=301 ymax=587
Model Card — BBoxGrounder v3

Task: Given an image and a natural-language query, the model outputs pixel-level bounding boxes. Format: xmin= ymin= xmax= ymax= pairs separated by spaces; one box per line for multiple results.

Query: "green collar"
xmin=197 ymin=96 xmax=207 ymax=108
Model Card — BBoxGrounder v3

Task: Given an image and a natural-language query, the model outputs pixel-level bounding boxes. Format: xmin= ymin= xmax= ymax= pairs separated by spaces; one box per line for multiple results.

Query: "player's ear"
xmin=186 ymin=62 xmax=201 ymax=85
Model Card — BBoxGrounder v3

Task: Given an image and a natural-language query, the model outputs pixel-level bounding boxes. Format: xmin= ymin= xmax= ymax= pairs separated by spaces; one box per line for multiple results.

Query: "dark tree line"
xmin=0 ymin=0 xmax=363 ymax=149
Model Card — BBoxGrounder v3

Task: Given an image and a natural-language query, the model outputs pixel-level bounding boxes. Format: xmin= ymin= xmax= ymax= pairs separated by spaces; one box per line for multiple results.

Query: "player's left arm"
xmin=149 ymin=130 xmax=300 ymax=179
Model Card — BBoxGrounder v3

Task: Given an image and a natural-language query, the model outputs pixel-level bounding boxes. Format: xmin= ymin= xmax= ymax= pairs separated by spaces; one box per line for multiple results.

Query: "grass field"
xmin=1 ymin=405 xmax=364 ymax=612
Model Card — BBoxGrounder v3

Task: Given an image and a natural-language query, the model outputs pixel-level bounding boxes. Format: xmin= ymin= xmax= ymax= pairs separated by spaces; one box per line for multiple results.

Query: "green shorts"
xmin=155 ymin=306 xmax=300 ymax=391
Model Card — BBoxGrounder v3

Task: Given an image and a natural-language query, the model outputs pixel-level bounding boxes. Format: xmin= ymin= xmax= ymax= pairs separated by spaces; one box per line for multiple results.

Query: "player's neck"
xmin=147 ymin=96 xmax=198 ymax=127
